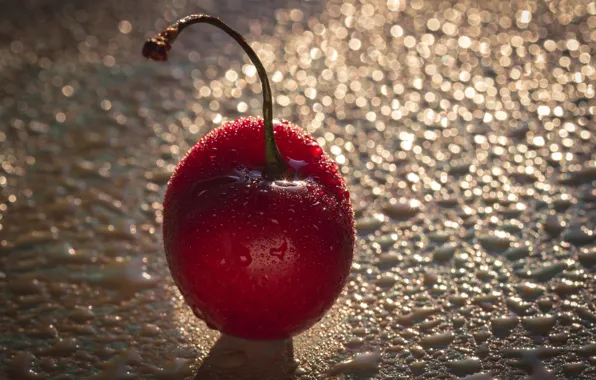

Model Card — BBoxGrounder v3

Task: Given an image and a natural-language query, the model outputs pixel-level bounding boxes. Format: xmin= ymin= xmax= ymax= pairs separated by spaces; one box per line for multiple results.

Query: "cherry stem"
xmin=142 ymin=14 xmax=286 ymax=179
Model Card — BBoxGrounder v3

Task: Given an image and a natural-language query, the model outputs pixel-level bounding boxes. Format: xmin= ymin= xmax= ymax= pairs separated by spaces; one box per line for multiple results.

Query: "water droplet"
xmin=446 ymin=357 xmax=482 ymax=377
xmin=269 ymin=239 xmax=288 ymax=260
xmin=563 ymin=225 xmax=595 ymax=246
xmin=382 ymin=198 xmax=420 ymax=219
xmin=419 ymin=332 xmax=454 ymax=348
xmin=329 ymin=351 xmax=381 ymax=375
xmin=521 ymin=315 xmax=556 ymax=335
xmin=308 ymin=145 xmax=323 ymax=157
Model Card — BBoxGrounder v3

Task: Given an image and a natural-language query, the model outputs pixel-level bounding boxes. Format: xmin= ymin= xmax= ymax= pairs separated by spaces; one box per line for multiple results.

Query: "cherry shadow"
xmin=194 ymin=334 xmax=297 ymax=380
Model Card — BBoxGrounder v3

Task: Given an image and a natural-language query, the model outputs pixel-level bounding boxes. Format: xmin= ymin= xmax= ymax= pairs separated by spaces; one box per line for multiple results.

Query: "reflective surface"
xmin=1 ymin=0 xmax=595 ymax=379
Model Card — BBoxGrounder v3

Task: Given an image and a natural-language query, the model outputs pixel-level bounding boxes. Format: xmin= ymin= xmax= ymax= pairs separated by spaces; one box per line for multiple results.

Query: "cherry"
xmin=143 ymin=14 xmax=354 ymax=340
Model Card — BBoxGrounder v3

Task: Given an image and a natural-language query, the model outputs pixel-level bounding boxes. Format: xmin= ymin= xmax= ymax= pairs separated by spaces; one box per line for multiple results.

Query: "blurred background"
xmin=1 ymin=0 xmax=595 ymax=379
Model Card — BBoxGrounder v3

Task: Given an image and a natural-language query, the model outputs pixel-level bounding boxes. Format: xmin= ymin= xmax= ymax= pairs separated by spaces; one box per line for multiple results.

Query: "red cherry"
xmin=143 ymin=15 xmax=354 ymax=340
xmin=163 ymin=117 xmax=354 ymax=339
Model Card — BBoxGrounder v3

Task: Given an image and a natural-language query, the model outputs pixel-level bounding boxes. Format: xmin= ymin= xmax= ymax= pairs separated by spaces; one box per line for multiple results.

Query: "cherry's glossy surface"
xmin=163 ymin=117 xmax=354 ymax=340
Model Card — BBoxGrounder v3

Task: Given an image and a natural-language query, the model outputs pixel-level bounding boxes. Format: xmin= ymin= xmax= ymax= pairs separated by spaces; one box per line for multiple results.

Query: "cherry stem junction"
xmin=142 ymin=14 xmax=286 ymax=179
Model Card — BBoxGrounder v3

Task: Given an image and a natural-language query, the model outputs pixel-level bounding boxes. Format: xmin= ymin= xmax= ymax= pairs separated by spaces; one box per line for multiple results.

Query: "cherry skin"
xmin=144 ymin=15 xmax=355 ymax=340
xmin=163 ymin=117 xmax=354 ymax=340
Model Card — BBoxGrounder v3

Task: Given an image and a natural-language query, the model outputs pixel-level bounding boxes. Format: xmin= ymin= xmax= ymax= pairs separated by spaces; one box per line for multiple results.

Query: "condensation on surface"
xmin=1 ymin=0 xmax=595 ymax=379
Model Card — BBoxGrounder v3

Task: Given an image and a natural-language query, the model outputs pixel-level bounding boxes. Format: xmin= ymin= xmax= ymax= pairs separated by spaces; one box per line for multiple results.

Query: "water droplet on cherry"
xmin=269 ymin=239 xmax=288 ymax=260
xmin=308 ymin=145 xmax=323 ymax=156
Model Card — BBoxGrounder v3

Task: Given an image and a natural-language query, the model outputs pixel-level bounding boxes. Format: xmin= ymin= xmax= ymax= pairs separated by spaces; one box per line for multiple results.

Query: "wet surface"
xmin=1 ymin=0 xmax=595 ymax=379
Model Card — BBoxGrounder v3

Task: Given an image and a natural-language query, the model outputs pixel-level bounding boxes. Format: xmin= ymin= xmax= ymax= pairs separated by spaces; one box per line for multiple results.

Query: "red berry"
xmin=143 ymin=15 xmax=355 ymax=340
xmin=163 ymin=117 xmax=354 ymax=340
